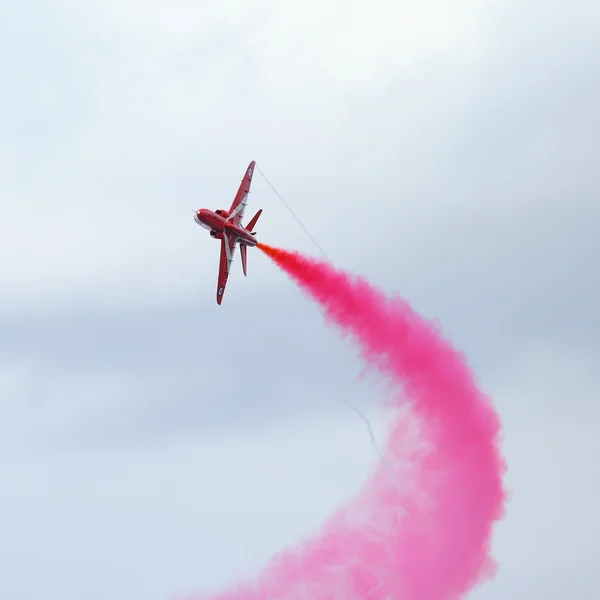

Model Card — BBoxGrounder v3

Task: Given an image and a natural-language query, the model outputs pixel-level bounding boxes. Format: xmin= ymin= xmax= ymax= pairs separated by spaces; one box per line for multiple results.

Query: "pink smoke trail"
xmin=197 ymin=244 xmax=506 ymax=599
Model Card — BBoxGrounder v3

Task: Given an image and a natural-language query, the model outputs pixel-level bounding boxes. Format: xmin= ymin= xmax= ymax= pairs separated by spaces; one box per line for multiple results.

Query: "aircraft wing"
xmin=226 ymin=160 xmax=255 ymax=226
xmin=216 ymin=231 xmax=237 ymax=304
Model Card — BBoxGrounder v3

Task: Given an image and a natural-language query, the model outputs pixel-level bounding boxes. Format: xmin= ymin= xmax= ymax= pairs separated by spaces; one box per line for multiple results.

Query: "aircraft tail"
xmin=240 ymin=244 xmax=248 ymax=276
xmin=240 ymin=209 xmax=261 ymax=276
xmin=245 ymin=209 xmax=262 ymax=234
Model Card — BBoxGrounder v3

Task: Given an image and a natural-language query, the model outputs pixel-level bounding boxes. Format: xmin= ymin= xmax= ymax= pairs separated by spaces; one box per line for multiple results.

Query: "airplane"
xmin=194 ymin=160 xmax=263 ymax=305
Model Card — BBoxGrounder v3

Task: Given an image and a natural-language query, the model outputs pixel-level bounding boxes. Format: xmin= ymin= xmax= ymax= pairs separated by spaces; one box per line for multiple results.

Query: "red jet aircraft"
xmin=194 ymin=160 xmax=262 ymax=305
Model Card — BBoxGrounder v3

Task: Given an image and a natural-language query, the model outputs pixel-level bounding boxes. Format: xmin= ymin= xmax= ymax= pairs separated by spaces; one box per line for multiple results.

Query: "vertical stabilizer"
xmin=245 ymin=209 xmax=262 ymax=234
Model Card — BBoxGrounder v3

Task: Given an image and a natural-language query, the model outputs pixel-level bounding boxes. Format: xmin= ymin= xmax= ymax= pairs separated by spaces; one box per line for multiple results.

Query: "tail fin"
xmin=240 ymin=244 xmax=248 ymax=276
xmin=245 ymin=209 xmax=262 ymax=234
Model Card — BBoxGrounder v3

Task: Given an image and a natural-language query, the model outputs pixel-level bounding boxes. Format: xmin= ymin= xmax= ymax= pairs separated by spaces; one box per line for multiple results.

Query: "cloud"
xmin=1 ymin=0 xmax=599 ymax=598
xmin=0 ymin=409 xmax=388 ymax=600
xmin=0 ymin=0 xmax=500 ymax=307
xmin=0 ymin=287 xmax=380 ymax=456
xmin=1 ymin=341 xmax=597 ymax=600
xmin=473 ymin=343 xmax=600 ymax=598
xmin=3 ymin=0 xmax=597 ymax=311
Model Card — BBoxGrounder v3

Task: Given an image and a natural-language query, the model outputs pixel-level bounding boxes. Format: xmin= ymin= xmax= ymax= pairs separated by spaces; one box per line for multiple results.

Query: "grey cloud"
xmin=472 ymin=353 xmax=600 ymax=599
xmin=1 ymin=0 xmax=599 ymax=598
xmin=0 ymin=284 xmax=374 ymax=454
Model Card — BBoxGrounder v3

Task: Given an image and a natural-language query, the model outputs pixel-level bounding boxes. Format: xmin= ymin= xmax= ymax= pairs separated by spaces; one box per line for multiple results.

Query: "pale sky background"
xmin=1 ymin=0 xmax=599 ymax=599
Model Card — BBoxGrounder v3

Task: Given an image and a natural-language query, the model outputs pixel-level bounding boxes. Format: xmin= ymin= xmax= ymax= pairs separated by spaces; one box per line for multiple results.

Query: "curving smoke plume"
xmin=194 ymin=244 xmax=506 ymax=600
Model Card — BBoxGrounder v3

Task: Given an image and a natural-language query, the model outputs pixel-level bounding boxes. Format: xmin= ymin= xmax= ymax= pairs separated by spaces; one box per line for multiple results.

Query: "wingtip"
xmin=216 ymin=284 xmax=225 ymax=304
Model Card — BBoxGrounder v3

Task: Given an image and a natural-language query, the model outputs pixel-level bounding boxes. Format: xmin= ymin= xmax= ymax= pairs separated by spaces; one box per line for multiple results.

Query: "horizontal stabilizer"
xmin=240 ymin=243 xmax=248 ymax=276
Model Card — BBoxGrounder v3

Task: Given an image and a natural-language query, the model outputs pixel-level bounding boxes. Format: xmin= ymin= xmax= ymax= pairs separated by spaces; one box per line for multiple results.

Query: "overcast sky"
xmin=1 ymin=0 xmax=599 ymax=599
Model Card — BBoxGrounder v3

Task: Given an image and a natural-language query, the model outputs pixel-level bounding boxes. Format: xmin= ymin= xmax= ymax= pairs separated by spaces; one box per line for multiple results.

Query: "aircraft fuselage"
xmin=194 ymin=209 xmax=257 ymax=246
